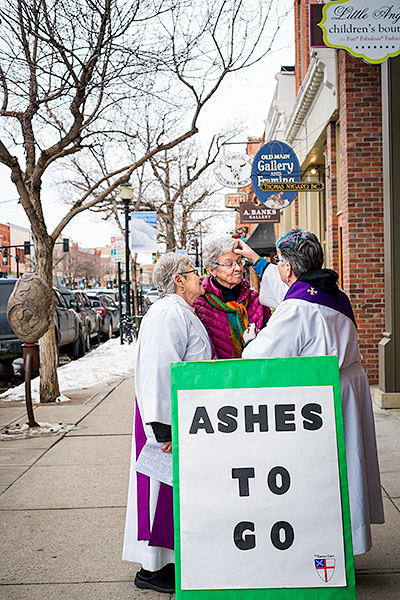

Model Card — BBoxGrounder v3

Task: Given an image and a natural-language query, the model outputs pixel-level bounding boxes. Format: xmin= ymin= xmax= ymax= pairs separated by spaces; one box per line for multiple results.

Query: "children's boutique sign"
xmin=321 ymin=0 xmax=400 ymax=63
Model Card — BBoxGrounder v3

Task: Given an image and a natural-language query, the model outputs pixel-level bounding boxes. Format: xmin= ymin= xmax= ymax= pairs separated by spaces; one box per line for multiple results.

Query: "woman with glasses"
xmin=236 ymin=229 xmax=384 ymax=556
xmin=123 ymin=253 xmax=212 ymax=593
xmin=193 ymin=237 xmax=271 ymax=359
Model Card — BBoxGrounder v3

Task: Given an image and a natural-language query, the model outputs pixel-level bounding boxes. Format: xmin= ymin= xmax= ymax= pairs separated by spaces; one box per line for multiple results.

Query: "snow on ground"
xmin=0 ymin=338 xmax=136 ymax=403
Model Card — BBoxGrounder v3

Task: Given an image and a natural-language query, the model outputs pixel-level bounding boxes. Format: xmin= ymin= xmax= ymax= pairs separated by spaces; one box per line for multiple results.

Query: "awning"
xmin=246 ymin=223 xmax=277 ymax=256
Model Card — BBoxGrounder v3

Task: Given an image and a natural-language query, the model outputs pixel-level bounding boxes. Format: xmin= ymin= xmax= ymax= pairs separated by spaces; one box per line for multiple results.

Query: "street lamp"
xmin=118 ymin=184 xmax=134 ymax=317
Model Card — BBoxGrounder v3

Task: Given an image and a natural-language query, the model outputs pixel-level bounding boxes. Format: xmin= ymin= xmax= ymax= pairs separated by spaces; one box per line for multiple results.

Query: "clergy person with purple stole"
xmin=122 ymin=253 xmax=212 ymax=594
xmin=236 ymin=229 xmax=384 ymax=556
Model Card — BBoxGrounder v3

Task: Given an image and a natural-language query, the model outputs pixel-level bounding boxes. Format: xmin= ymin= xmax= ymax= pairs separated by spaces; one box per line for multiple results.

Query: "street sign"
xmin=225 ymin=193 xmax=248 ymax=208
xmin=171 ymin=356 xmax=356 ymax=599
xmin=239 ymin=202 xmax=280 ymax=223
xmin=260 ymin=181 xmax=324 ymax=192
xmin=251 ymin=141 xmax=301 ymax=209
xmin=110 ymin=235 xmax=124 ymax=263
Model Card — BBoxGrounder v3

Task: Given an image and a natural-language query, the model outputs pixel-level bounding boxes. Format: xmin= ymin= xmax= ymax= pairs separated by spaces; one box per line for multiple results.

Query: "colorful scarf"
xmin=204 ymin=293 xmax=249 ymax=357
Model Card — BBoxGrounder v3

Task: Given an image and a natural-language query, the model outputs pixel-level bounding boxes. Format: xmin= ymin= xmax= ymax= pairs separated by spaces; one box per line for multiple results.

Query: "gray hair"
xmin=153 ymin=253 xmax=195 ymax=297
xmin=276 ymin=229 xmax=324 ymax=277
xmin=203 ymin=237 xmax=240 ymax=271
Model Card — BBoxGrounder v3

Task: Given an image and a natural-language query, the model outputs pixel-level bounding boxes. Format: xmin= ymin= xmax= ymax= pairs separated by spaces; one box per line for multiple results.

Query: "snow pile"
xmin=0 ymin=338 xmax=136 ymax=403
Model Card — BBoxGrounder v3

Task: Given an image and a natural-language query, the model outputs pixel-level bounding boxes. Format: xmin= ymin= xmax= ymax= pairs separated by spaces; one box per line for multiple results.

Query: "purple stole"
xmin=135 ymin=400 xmax=174 ymax=549
xmin=283 ymin=280 xmax=356 ymax=326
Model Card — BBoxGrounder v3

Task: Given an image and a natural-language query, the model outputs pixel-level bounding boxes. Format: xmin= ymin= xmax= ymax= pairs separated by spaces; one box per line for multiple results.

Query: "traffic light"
xmin=2 ymin=247 xmax=8 ymax=266
xmin=63 ymin=238 xmax=69 ymax=252
xmin=152 ymin=252 xmax=158 ymax=262
xmin=24 ymin=241 xmax=31 ymax=255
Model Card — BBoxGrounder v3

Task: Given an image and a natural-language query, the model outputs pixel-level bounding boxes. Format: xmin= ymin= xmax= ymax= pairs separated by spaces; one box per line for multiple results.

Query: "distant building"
xmin=9 ymin=223 xmax=33 ymax=277
xmin=0 ymin=223 xmax=11 ymax=277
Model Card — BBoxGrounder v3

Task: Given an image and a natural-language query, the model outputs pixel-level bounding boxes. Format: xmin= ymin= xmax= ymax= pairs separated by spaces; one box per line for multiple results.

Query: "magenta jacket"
xmin=193 ymin=276 xmax=271 ymax=359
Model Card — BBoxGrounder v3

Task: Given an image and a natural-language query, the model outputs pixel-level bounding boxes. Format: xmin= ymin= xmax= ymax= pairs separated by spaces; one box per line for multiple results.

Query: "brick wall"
xmin=326 ymin=122 xmax=339 ymax=274
xmin=294 ymin=0 xmax=311 ymax=92
xmin=338 ymin=51 xmax=384 ymax=383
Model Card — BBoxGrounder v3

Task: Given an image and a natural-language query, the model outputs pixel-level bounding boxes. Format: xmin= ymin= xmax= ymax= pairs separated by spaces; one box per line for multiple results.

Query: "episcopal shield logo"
xmin=314 ymin=557 xmax=335 ymax=582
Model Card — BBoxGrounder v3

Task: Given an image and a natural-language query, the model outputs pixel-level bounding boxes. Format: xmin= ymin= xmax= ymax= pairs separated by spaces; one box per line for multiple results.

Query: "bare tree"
xmin=85 ymin=137 xmax=225 ymax=251
xmin=143 ymin=138 xmax=223 ymax=251
xmin=0 ymin=0 xmax=288 ymax=401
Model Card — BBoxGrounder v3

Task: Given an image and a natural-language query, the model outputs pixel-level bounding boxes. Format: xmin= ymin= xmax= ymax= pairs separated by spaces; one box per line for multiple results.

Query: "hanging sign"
xmin=130 ymin=211 xmax=157 ymax=253
xmin=320 ymin=0 xmax=400 ymax=63
xmin=225 ymin=193 xmax=248 ymax=208
xmin=214 ymin=153 xmax=253 ymax=188
xmin=171 ymin=356 xmax=356 ymax=600
xmin=251 ymin=141 xmax=301 ymax=209
xmin=260 ymin=181 xmax=324 ymax=192
xmin=240 ymin=203 xmax=280 ymax=223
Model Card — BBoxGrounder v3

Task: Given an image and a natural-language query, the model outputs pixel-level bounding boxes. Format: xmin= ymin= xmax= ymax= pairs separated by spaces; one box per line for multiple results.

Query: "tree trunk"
xmin=165 ymin=205 xmax=176 ymax=251
xmin=34 ymin=235 xmax=60 ymax=403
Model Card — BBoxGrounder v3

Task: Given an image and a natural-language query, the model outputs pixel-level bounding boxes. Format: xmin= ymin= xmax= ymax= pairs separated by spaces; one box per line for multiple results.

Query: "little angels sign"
xmin=320 ymin=0 xmax=400 ymax=63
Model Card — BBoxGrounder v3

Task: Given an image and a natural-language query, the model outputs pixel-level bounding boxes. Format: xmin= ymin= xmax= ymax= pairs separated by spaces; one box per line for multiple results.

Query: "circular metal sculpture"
xmin=7 ymin=274 xmax=51 ymax=343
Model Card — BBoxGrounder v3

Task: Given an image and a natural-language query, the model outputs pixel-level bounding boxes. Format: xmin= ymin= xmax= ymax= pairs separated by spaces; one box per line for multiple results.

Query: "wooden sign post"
xmin=171 ymin=356 xmax=356 ymax=600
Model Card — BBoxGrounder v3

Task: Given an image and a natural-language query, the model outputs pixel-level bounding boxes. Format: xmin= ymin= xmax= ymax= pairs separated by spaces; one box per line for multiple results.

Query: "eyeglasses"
xmin=178 ymin=269 xmax=198 ymax=276
xmin=273 ymin=255 xmax=286 ymax=264
xmin=216 ymin=259 xmax=245 ymax=270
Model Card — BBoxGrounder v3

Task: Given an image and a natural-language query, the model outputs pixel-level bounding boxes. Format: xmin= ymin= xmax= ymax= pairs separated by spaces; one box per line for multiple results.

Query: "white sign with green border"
xmin=171 ymin=356 xmax=356 ymax=600
xmin=321 ymin=0 xmax=400 ymax=64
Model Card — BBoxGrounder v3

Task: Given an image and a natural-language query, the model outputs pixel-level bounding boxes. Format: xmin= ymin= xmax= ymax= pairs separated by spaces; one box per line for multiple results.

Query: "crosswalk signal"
xmin=63 ymin=238 xmax=69 ymax=252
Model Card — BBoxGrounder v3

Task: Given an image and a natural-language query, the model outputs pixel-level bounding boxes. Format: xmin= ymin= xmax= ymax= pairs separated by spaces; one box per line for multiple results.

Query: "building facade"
xmin=264 ymin=0 xmax=385 ymax=385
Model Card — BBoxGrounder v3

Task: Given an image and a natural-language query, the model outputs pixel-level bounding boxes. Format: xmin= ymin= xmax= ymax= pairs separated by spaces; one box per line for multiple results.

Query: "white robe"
xmin=243 ymin=265 xmax=384 ymax=555
xmin=123 ymin=294 xmax=212 ymax=570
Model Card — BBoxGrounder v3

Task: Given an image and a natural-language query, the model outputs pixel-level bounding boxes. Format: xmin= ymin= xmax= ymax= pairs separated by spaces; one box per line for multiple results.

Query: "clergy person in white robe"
xmin=236 ymin=229 xmax=384 ymax=556
xmin=123 ymin=253 xmax=212 ymax=594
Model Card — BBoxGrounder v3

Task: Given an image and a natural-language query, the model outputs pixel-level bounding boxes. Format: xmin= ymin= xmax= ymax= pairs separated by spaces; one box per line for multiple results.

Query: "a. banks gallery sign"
xmin=251 ymin=140 xmax=301 ymax=209
xmin=320 ymin=0 xmax=400 ymax=63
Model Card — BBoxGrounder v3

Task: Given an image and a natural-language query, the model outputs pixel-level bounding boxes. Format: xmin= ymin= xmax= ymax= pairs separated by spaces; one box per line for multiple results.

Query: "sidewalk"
xmin=0 ymin=378 xmax=399 ymax=599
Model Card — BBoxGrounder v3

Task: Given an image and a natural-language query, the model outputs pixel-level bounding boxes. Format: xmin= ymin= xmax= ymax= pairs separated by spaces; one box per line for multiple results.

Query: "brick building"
xmin=53 ymin=238 xmax=102 ymax=287
xmin=264 ymin=0 xmax=386 ymax=385
xmin=0 ymin=223 xmax=11 ymax=277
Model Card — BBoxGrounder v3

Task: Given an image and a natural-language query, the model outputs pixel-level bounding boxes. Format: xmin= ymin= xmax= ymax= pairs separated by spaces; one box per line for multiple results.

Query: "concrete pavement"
xmin=0 ymin=378 xmax=399 ymax=599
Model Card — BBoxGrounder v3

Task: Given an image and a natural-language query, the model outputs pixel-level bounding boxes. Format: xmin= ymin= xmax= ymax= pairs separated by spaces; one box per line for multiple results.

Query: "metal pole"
xmin=117 ymin=261 xmax=123 ymax=345
xmin=124 ymin=198 xmax=131 ymax=317
xmin=22 ymin=344 xmax=39 ymax=428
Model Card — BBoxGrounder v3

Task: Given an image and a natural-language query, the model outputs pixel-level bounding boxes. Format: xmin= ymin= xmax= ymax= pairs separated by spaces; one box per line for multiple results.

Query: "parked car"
xmin=84 ymin=287 xmax=126 ymax=314
xmin=0 ymin=279 xmax=22 ymax=373
xmin=52 ymin=288 xmax=85 ymax=360
xmin=85 ymin=291 xmax=120 ymax=340
xmin=144 ymin=289 xmax=159 ymax=304
xmin=57 ymin=287 xmax=101 ymax=351
xmin=0 ymin=280 xmax=84 ymax=372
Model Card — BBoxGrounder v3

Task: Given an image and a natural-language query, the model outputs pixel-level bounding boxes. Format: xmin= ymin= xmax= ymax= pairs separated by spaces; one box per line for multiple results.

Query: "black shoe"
xmin=134 ymin=564 xmax=175 ymax=594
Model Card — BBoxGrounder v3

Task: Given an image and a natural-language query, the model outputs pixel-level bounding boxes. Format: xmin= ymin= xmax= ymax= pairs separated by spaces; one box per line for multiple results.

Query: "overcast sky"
xmin=0 ymin=7 xmax=294 ymax=250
